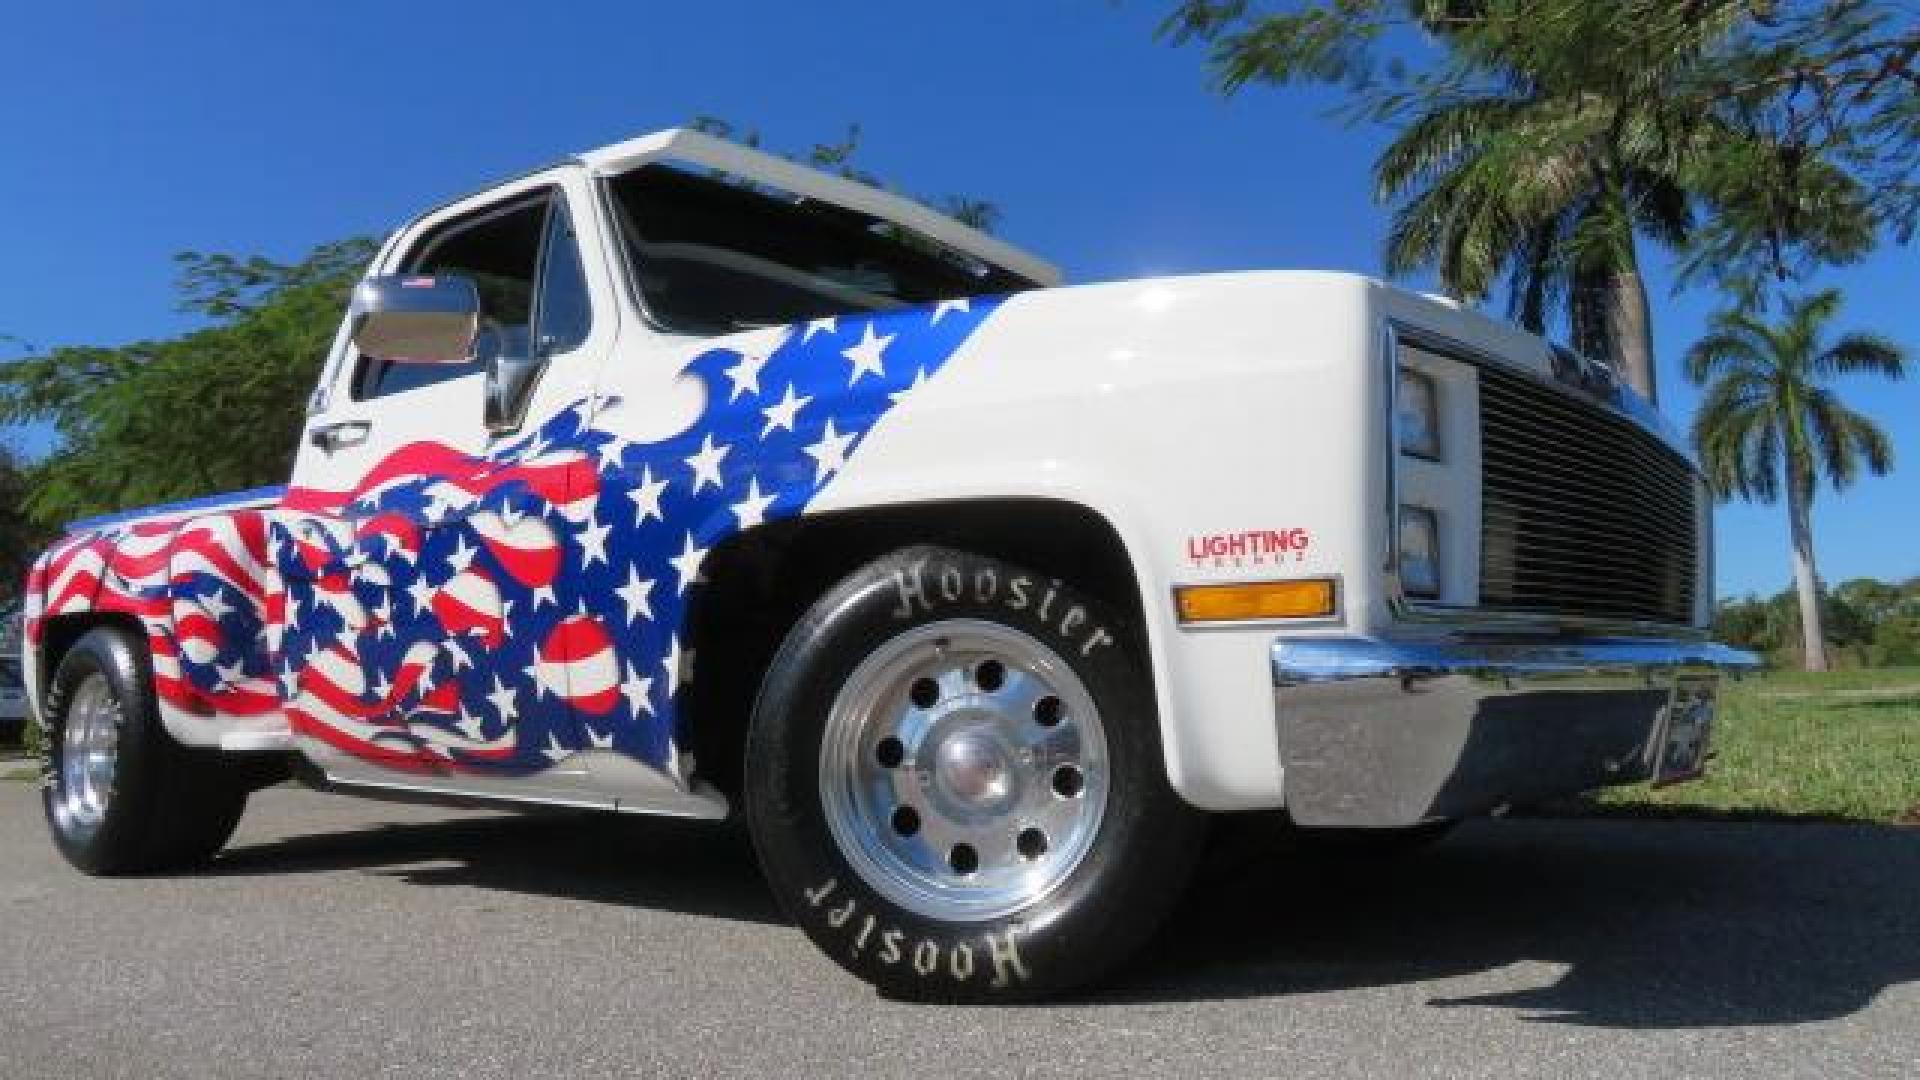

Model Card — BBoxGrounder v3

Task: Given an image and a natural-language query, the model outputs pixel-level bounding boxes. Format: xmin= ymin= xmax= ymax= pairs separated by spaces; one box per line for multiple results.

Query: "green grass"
xmin=1593 ymin=666 xmax=1920 ymax=823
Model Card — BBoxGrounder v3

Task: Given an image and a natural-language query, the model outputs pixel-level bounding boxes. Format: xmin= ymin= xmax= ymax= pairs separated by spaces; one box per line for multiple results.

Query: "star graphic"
xmin=615 ymin=564 xmax=656 ymax=623
xmin=732 ymin=477 xmax=776 ymax=529
xmin=585 ymin=723 xmax=616 ymax=750
xmin=446 ymin=535 xmax=477 ymax=575
xmin=620 ymin=662 xmax=655 ymax=718
xmin=215 ymin=659 xmax=246 ymax=691
xmin=444 ymin=637 xmax=472 ymax=671
xmin=761 ymin=383 xmax=811 ymax=437
xmin=929 ymin=297 xmax=970 ymax=324
xmin=842 ymin=322 xmax=895 ymax=385
xmin=578 ymin=510 xmax=612 ymax=568
xmin=595 ymin=433 xmax=630 ymax=472
xmin=455 ymin=707 xmax=487 ymax=741
xmin=670 ymin=532 xmax=708 ymax=596
xmin=805 ymin=419 xmax=857 ymax=481
xmin=725 ymin=349 xmax=770 ymax=401
xmin=531 ymin=583 xmax=558 ymax=610
xmin=628 ymin=464 xmax=669 ymax=525
xmin=802 ymin=316 xmax=837 ymax=342
xmin=198 ymin=588 xmax=233 ymax=620
xmin=540 ymin=732 xmax=569 ymax=763
xmin=406 ymin=576 xmax=435 ymax=617
xmin=685 ymin=433 xmax=730 ymax=494
xmin=486 ymin=674 xmax=518 ymax=722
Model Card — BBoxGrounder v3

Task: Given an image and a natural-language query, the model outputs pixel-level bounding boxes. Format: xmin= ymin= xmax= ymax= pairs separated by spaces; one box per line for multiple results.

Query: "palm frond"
xmin=1817 ymin=332 xmax=1909 ymax=381
xmin=1684 ymin=329 xmax=1769 ymax=385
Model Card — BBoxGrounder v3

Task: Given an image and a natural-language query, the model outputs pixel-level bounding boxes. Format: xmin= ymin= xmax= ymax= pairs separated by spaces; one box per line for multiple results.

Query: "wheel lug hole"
xmin=974 ymin=659 xmax=1006 ymax=693
xmin=909 ymin=678 xmax=940 ymax=709
xmin=1033 ymin=695 xmax=1064 ymax=728
xmin=948 ymin=843 xmax=979 ymax=876
xmin=1052 ymin=764 xmax=1085 ymax=799
xmin=874 ymin=736 xmax=905 ymax=769
xmin=891 ymin=805 xmax=920 ymax=837
xmin=1016 ymin=827 xmax=1049 ymax=861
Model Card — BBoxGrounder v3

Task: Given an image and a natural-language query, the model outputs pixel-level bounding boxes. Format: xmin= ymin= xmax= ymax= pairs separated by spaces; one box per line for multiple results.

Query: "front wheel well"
xmin=682 ymin=499 xmax=1146 ymax=801
xmin=35 ymin=612 xmax=147 ymax=698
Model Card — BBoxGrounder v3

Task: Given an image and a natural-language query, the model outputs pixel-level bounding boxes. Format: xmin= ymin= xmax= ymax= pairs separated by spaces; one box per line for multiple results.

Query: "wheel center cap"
xmin=933 ymin=728 xmax=1012 ymax=808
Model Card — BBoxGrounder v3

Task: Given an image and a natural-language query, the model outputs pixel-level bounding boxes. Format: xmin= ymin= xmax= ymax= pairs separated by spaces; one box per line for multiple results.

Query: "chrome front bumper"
xmin=1272 ymin=637 xmax=1760 ymax=828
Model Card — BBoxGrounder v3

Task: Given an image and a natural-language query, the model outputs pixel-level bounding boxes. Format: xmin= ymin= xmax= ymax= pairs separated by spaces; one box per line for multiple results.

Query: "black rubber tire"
xmin=42 ymin=626 xmax=248 ymax=875
xmin=745 ymin=546 xmax=1204 ymax=1002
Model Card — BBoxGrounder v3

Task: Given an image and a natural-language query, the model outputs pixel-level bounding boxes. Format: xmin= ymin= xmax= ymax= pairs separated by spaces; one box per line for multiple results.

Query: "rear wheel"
xmin=746 ymin=546 xmax=1203 ymax=1001
xmin=42 ymin=626 xmax=248 ymax=875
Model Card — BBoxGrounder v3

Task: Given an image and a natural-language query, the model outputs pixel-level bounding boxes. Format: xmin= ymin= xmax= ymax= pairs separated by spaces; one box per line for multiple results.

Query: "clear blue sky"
xmin=2 ymin=1 xmax=1914 ymax=598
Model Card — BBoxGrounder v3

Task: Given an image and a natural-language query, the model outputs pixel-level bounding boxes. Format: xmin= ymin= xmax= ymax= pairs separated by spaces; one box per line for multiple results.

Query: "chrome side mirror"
xmin=349 ymin=274 xmax=480 ymax=365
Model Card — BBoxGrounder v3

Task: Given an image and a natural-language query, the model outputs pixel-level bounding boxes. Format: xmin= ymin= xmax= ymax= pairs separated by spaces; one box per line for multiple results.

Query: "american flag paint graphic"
xmin=26 ymin=297 xmax=1003 ymax=787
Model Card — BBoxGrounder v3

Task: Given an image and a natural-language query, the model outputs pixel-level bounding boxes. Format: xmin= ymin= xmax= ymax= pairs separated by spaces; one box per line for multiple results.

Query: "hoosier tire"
xmin=42 ymin=625 xmax=248 ymax=875
xmin=745 ymin=546 xmax=1203 ymax=1001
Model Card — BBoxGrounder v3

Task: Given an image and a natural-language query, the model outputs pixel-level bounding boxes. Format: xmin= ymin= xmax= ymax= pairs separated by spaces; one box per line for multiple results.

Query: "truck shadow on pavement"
xmin=1107 ymin=817 xmax=1920 ymax=1027
xmin=212 ymin=802 xmax=1918 ymax=1027
xmin=211 ymin=808 xmax=786 ymax=926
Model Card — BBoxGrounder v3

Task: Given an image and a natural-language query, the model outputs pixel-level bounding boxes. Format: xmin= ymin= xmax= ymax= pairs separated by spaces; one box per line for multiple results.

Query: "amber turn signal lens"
xmin=1174 ymin=579 xmax=1337 ymax=623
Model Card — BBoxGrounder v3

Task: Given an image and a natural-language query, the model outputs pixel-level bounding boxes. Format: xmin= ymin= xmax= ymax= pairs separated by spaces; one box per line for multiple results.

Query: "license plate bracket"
xmin=1651 ymin=671 xmax=1717 ymax=787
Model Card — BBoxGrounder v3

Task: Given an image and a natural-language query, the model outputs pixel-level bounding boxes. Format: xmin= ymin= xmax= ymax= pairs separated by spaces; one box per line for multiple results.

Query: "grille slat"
xmin=1475 ymin=363 xmax=1697 ymax=625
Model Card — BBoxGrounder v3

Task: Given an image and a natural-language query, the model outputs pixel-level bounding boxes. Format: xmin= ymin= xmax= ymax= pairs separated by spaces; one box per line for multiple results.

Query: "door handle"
xmin=309 ymin=421 xmax=371 ymax=452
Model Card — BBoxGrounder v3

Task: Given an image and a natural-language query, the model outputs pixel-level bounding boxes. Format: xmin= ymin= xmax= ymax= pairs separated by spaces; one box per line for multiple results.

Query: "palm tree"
xmin=1378 ymin=95 xmax=1689 ymax=402
xmin=1686 ymin=290 xmax=1907 ymax=671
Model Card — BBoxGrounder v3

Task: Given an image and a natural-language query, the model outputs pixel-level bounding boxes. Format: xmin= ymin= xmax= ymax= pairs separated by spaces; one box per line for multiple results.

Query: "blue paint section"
xmin=66 ymin=485 xmax=288 ymax=534
xmin=273 ymin=299 xmax=1001 ymax=776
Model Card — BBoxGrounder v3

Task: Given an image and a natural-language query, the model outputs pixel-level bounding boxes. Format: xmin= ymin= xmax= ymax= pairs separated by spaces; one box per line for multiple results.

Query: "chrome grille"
xmin=1477 ymin=364 xmax=1698 ymax=625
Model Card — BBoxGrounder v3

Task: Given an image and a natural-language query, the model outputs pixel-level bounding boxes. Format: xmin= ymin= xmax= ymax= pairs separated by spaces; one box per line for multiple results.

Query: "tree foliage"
xmin=1163 ymin=0 xmax=1914 ymax=314
xmin=1716 ymin=576 xmax=1920 ymax=666
xmin=0 ymin=238 xmax=378 ymax=526
xmin=1687 ymin=287 xmax=1906 ymax=668
xmin=0 ymin=442 xmax=55 ymax=600
xmin=1686 ymin=288 xmax=1903 ymax=506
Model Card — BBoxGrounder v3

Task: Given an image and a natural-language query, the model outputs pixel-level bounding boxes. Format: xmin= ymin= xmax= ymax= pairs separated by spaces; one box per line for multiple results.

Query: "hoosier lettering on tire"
xmin=745 ymin=546 xmax=1203 ymax=1001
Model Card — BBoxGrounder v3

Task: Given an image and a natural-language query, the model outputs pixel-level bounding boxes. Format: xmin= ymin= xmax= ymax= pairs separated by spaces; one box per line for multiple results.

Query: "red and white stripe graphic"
xmin=534 ymin=613 xmax=620 ymax=715
xmin=469 ymin=511 xmax=561 ymax=588
xmin=431 ymin=569 xmax=505 ymax=646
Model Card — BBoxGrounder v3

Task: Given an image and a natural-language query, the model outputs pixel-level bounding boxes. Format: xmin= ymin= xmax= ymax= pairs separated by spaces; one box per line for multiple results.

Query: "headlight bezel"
xmin=1397 ymin=504 xmax=1442 ymax=600
xmin=1395 ymin=364 xmax=1441 ymax=461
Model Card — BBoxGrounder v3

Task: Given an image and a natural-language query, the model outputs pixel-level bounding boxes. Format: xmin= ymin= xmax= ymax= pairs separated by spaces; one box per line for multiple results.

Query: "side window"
xmin=533 ymin=201 xmax=591 ymax=357
xmin=354 ymin=194 xmax=548 ymax=400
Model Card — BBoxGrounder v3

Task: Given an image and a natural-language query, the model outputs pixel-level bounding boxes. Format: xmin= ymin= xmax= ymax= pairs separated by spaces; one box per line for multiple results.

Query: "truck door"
xmin=282 ymin=171 xmax=620 ymax=800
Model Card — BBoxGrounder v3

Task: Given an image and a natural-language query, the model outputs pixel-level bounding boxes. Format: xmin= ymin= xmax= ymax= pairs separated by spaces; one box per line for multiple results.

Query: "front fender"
xmin=814 ymin=273 xmax=1385 ymax=810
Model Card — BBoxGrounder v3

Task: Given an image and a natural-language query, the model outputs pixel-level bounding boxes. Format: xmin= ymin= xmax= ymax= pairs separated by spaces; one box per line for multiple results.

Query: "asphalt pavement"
xmin=0 ymin=778 xmax=1915 ymax=1078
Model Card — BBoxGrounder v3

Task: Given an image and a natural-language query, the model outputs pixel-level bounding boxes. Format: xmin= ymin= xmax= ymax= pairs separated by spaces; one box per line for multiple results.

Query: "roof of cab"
xmin=578 ymin=128 xmax=1061 ymax=288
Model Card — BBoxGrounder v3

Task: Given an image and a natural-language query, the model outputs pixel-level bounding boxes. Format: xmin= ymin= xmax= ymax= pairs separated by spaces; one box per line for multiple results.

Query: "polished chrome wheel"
xmin=56 ymin=672 xmax=121 ymax=838
xmin=819 ymin=619 xmax=1110 ymax=921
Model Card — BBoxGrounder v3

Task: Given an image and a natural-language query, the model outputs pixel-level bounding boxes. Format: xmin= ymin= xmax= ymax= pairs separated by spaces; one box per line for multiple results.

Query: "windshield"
xmin=605 ymin=162 xmax=1037 ymax=335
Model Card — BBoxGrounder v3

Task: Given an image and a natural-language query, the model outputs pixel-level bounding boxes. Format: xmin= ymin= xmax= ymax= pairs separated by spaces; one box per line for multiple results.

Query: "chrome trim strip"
xmin=1273 ymin=636 xmax=1760 ymax=686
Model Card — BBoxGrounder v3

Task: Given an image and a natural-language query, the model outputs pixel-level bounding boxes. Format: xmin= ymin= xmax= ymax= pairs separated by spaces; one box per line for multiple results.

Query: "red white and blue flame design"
xmin=27 ymin=298 xmax=1001 ymax=784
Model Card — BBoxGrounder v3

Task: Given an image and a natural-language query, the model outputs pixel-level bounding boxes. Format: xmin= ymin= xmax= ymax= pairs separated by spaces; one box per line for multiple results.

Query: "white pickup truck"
xmin=22 ymin=128 xmax=1752 ymax=1000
